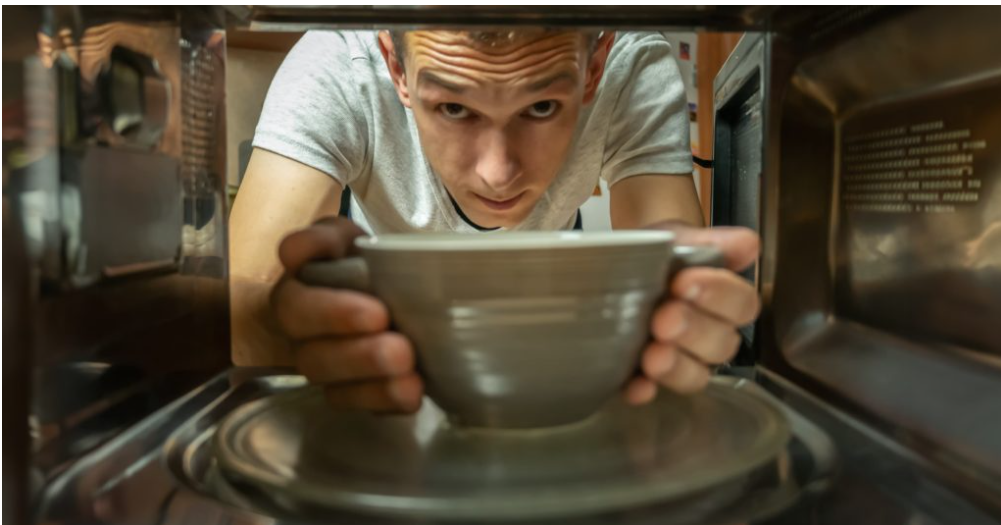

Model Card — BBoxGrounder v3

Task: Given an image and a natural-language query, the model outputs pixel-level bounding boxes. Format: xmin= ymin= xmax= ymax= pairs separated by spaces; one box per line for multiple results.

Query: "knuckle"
xmin=295 ymin=343 xmax=326 ymax=381
xmin=720 ymin=331 xmax=742 ymax=362
xmin=741 ymin=294 xmax=762 ymax=325
xmin=380 ymin=332 xmax=412 ymax=356
xmin=683 ymin=368 xmax=712 ymax=393
xmin=322 ymin=384 xmax=352 ymax=408
xmin=272 ymin=293 xmax=298 ymax=335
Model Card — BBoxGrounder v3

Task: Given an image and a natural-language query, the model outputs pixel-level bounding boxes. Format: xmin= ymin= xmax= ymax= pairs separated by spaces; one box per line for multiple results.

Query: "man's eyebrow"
xmin=417 ymin=71 xmax=465 ymax=93
xmin=418 ymin=70 xmax=577 ymax=94
xmin=525 ymin=71 xmax=576 ymax=92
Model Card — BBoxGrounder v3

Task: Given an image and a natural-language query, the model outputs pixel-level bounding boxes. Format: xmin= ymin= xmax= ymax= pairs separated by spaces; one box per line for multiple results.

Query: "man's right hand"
xmin=271 ymin=216 xmax=423 ymax=413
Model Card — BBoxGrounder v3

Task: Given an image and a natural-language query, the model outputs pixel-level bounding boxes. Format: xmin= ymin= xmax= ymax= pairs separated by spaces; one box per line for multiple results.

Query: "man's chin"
xmin=465 ymin=206 xmax=532 ymax=229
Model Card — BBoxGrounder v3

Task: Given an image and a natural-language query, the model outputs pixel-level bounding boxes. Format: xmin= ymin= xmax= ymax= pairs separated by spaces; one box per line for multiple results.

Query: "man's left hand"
xmin=624 ymin=222 xmax=761 ymax=403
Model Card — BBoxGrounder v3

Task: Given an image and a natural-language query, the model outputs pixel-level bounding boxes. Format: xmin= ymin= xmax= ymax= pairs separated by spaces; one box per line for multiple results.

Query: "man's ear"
xmin=582 ymin=31 xmax=616 ymax=105
xmin=377 ymin=30 xmax=412 ymax=108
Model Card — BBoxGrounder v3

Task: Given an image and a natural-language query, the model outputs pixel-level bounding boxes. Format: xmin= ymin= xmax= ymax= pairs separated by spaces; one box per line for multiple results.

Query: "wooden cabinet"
xmin=696 ymin=33 xmax=743 ymax=224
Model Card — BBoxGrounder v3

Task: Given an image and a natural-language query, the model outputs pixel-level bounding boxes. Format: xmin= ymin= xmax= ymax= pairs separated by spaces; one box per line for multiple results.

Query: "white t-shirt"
xmin=253 ymin=31 xmax=692 ymax=234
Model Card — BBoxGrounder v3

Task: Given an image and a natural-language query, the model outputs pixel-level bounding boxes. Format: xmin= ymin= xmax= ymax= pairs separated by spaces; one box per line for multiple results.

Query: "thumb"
xmin=278 ymin=216 xmax=367 ymax=273
xmin=646 ymin=220 xmax=760 ymax=272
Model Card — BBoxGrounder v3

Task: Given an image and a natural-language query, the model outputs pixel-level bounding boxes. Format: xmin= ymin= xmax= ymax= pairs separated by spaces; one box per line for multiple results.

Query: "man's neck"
xmin=446 ymin=191 xmax=500 ymax=232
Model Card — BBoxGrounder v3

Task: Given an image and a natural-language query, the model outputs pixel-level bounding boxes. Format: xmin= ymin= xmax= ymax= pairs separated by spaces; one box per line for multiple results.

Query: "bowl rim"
xmin=355 ymin=230 xmax=676 ymax=252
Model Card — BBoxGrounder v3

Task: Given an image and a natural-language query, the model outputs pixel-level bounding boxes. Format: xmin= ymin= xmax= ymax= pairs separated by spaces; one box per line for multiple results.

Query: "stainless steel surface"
xmin=66 ymin=147 xmax=181 ymax=285
xmin=227 ymin=6 xmax=775 ymax=32
xmin=758 ymin=368 xmax=1001 ymax=525
xmin=213 ymin=376 xmax=789 ymax=521
xmin=711 ymin=32 xmax=767 ymax=358
xmin=8 ymin=5 xmax=1001 ymax=525
xmin=749 ymin=4 xmax=1001 ymax=514
xmin=300 ymin=232 xmax=721 ymax=429
xmin=34 ymin=369 xmax=838 ymax=525
xmin=5 ymin=4 xmax=231 ymax=507
xmin=4 ymin=172 xmax=36 ymax=525
xmin=99 ymin=45 xmax=171 ymax=147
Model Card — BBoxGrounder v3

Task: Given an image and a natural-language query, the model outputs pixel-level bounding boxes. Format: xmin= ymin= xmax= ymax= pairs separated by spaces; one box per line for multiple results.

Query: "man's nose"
xmin=475 ymin=129 xmax=521 ymax=192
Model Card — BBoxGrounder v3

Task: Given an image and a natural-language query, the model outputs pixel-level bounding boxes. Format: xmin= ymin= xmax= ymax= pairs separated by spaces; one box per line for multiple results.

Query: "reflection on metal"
xmin=37 ymin=371 xmax=836 ymax=525
xmin=98 ymin=46 xmax=171 ymax=147
xmin=6 ymin=6 xmax=231 ymax=509
xmin=63 ymin=147 xmax=182 ymax=286
xmin=5 ymin=5 xmax=1001 ymax=525
xmin=210 ymin=377 xmax=794 ymax=521
xmin=180 ymin=29 xmax=226 ymax=270
xmin=755 ymin=4 xmax=1001 ymax=514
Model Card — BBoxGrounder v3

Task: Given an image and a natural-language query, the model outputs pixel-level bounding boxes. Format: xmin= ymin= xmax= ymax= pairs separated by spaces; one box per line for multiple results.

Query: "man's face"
xmin=379 ymin=31 xmax=612 ymax=228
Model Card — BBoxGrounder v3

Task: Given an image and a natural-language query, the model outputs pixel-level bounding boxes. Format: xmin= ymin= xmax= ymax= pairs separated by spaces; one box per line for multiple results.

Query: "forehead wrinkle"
xmin=410 ymin=41 xmax=582 ymax=76
xmin=416 ymin=56 xmax=581 ymax=94
xmin=411 ymin=30 xmax=582 ymax=59
xmin=407 ymin=33 xmax=583 ymax=73
xmin=411 ymin=45 xmax=583 ymax=85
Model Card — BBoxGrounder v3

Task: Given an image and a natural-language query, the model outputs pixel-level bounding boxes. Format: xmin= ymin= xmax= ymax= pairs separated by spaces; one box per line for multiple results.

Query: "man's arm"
xmin=229 ymin=148 xmax=344 ymax=366
xmin=609 ymin=172 xmax=760 ymax=402
xmin=609 ymin=173 xmax=704 ymax=230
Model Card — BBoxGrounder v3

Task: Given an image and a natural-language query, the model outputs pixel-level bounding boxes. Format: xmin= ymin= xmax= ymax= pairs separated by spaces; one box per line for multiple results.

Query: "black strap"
xmin=448 ymin=192 xmax=501 ymax=232
xmin=448 ymin=190 xmax=583 ymax=232
xmin=345 ymin=186 xmax=583 ymax=232
xmin=693 ymin=155 xmax=714 ymax=169
xmin=338 ymin=186 xmax=353 ymax=218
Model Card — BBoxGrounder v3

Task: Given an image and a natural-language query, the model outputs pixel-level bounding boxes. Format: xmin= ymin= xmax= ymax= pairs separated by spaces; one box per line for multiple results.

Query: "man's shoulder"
xmin=294 ymin=30 xmax=380 ymax=63
xmin=276 ymin=30 xmax=396 ymax=111
xmin=281 ymin=31 xmax=382 ymax=83
xmin=607 ymin=32 xmax=676 ymax=67
xmin=599 ymin=31 xmax=683 ymax=94
xmin=614 ymin=31 xmax=673 ymax=50
xmin=255 ymin=29 xmax=410 ymax=185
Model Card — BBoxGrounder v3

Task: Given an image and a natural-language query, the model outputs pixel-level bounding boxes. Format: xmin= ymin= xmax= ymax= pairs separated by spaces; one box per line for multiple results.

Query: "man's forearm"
xmin=609 ymin=173 xmax=705 ymax=230
xmin=230 ymin=277 xmax=295 ymax=366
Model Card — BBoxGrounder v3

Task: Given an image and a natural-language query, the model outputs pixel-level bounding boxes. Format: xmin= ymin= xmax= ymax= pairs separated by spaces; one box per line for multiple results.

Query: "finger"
xmin=296 ymin=332 xmax=415 ymax=383
xmin=323 ymin=373 xmax=424 ymax=413
xmin=623 ymin=376 xmax=658 ymax=406
xmin=645 ymin=221 xmax=760 ymax=272
xmin=670 ymin=267 xmax=761 ymax=326
xmin=650 ymin=301 xmax=741 ymax=365
xmin=278 ymin=216 xmax=368 ymax=273
xmin=641 ymin=342 xmax=711 ymax=394
xmin=271 ymin=277 xmax=389 ymax=339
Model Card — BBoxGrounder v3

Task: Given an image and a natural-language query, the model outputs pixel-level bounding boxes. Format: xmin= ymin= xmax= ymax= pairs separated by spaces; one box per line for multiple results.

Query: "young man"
xmin=230 ymin=29 xmax=760 ymax=413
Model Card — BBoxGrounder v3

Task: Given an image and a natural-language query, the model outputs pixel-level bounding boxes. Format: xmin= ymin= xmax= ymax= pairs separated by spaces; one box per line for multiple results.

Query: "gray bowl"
xmin=300 ymin=231 xmax=720 ymax=428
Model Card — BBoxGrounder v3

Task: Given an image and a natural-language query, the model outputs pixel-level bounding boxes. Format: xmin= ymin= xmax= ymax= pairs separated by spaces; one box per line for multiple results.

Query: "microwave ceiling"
xmin=224 ymin=5 xmax=776 ymax=32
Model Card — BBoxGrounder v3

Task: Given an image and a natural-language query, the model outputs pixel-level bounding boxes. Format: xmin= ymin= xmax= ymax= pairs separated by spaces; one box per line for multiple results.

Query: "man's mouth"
xmin=475 ymin=192 xmax=524 ymax=211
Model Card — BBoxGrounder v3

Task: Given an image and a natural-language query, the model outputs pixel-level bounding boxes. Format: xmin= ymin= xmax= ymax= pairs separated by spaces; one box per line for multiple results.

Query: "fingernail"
xmin=684 ymin=284 xmax=701 ymax=301
xmin=376 ymin=343 xmax=399 ymax=374
xmin=648 ymin=346 xmax=677 ymax=377
xmin=389 ymin=381 xmax=408 ymax=406
xmin=377 ymin=337 xmax=412 ymax=375
xmin=389 ymin=376 xmax=420 ymax=410
xmin=352 ymin=311 xmax=376 ymax=331
xmin=630 ymin=380 xmax=658 ymax=405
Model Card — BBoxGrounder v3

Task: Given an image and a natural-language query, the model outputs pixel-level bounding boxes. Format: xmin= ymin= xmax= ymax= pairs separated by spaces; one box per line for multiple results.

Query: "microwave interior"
xmin=5 ymin=5 xmax=1001 ymax=525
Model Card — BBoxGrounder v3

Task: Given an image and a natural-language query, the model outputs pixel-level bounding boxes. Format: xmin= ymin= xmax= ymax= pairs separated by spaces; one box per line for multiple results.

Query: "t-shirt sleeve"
xmin=252 ymin=31 xmax=369 ymax=188
xmin=600 ymin=35 xmax=693 ymax=187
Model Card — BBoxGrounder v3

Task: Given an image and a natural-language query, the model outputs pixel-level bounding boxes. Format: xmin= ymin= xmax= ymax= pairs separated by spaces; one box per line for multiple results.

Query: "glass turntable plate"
xmin=213 ymin=377 xmax=790 ymax=521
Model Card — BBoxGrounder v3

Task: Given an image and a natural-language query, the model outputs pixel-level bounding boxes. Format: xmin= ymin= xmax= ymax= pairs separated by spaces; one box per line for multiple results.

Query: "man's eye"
xmin=439 ymin=103 xmax=471 ymax=120
xmin=525 ymin=100 xmax=559 ymax=119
